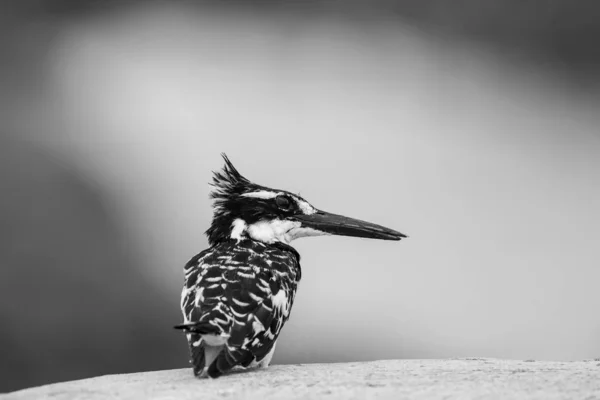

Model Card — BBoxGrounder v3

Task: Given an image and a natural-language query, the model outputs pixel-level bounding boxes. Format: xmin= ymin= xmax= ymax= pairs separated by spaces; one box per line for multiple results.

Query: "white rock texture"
xmin=4 ymin=359 xmax=600 ymax=400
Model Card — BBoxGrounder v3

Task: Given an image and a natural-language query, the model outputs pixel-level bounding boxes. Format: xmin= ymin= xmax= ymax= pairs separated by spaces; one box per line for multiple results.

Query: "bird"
xmin=174 ymin=154 xmax=406 ymax=378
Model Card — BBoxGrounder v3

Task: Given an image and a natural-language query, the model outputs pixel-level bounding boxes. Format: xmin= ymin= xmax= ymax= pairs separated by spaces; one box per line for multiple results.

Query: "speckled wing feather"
xmin=179 ymin=240 xmax=301 ymax=377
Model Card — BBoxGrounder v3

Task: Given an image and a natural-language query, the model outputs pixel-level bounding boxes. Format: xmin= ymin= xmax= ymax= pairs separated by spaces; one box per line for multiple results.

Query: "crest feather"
xmin=206 ymin=154 xmax=259 ymax=245
xmin=210 ymin=153 xmax=251 ymax=201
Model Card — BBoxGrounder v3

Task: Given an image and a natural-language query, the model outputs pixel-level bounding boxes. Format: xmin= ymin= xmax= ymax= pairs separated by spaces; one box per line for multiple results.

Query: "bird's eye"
xmin=275 ymin=195 xmax=292 ymax=210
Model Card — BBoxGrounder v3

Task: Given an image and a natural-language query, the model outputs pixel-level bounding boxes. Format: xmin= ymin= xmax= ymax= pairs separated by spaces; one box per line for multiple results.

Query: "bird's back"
xmin=179 ymin=239 xmax=301 ymax=377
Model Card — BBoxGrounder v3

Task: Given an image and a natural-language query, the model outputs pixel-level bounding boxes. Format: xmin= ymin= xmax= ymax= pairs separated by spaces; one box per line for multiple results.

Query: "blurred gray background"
xmin=2 ymin=0 xmax=600 ymax=393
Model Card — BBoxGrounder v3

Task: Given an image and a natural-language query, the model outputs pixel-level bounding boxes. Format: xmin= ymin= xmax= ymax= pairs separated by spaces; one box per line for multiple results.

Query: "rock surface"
xmin=4 ymin=359 xmax=600 ymax=400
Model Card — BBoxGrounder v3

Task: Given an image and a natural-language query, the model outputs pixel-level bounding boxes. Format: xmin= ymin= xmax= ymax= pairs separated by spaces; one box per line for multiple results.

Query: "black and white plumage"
xmin=175 ymin=154 xmax=406 ymax=378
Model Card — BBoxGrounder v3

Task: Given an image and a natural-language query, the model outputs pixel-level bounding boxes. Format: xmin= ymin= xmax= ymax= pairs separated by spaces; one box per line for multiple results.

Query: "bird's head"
xmin=205 ymin=154 xmax=406 ymax=246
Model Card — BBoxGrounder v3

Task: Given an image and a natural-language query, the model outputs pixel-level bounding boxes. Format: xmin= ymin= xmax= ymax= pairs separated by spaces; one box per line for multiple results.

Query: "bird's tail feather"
xmin=189 ymin=337 xmax=206 ymax=377
xmin=173 ymin=322 xmax=220 ymax=335
xmin=207 ymin=348 xmax=239 ymax=378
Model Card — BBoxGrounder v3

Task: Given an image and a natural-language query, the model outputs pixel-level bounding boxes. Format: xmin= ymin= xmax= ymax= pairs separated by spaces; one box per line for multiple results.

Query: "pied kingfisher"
xmin=175 ymin=154 xmax=406 ymax=378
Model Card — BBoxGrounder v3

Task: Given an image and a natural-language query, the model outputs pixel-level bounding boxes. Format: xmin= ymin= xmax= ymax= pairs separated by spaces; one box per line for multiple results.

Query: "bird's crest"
xmin=205 ymin=154 xmax=263 ymax=245
xmin=209 ymin=153 xmax=253 ymax=212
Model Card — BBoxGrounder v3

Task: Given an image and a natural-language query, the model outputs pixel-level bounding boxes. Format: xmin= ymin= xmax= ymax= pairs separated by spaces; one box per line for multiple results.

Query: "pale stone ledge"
xmin=4 ymin=359 xmax=600 ymax=400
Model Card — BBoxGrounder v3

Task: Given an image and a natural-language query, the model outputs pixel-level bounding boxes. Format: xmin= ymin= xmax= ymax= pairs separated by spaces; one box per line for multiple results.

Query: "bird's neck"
xmin=205 ymin=214 xmax=236 ymax=246
xmin=209 ymin=237 xmax=301 ymax=264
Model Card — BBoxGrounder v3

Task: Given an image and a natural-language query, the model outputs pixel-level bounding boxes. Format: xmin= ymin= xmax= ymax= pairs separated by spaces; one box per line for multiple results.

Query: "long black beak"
xmin=295 ymin=210 xmax=407 ymax=241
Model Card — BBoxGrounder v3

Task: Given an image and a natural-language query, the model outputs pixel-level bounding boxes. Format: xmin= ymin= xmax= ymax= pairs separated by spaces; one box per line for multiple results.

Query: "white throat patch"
xmin=230 ymin=217 xmax=324 ymax=244
xmin=232 ymin=219 xmax=325 ymax=244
